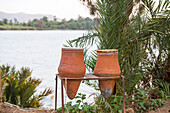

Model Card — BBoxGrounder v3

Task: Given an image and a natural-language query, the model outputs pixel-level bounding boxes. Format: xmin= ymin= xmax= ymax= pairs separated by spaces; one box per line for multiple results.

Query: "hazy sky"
xmin=0 ymin=0 xmax=93 ymax=19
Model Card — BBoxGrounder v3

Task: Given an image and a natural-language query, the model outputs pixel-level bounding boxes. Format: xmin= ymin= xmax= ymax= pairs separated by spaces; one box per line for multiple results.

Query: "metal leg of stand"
xmin=122 ymin=76 xmax=126 ymax=113
xmin=55 ymin=76 xmax=58 ymax=112
xmin=61 ymin=79 xmax=64 ymax=113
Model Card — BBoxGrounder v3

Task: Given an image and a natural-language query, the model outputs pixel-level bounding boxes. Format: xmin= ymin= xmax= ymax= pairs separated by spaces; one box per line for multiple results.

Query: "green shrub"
xmin=57 ymin=93 xmax=95 ymax=113
xmin=57 ymin=93 xmax=124 ymax=113
xmin=0 ymin=64 xmax=53 ymax=108
xmin=128 ymin=89 xmax=167 ymax=113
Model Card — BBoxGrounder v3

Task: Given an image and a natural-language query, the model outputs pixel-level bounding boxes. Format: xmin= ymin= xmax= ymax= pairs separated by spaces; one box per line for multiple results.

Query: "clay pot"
xmin=94 ymin=49 xmax=121 ymax=98
xmin=58 ymin=48 xmax=86 ymax=99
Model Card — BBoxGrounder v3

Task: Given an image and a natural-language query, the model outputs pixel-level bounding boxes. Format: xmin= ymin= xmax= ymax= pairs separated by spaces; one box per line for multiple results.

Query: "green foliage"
xmin=0 ymin=64 xmax=53 ymax=108
xmin=94 ymin=94 xmax=124 ymax=113
xmin=57 ymin=93 xmax=95 ymax=113
xmin=0 ymin=16 xmax=95 ymax=30
xmin=65 ymin=0 xmax=170 ymax=95
xmin=63 ymin=0 xmax=169 ymax=112
xmin=57 ymin=91 xmax=168 ymax=113
xmin=152 ymin=79 xmax=170 ymax=99
xmin=42 ymin=16 xmax=48 ymax=22
xmin=57 ymin=93 xmax=124 ymax=113
xmin=3 ymin=18 xmax=8 ymax=24
xmin=0 ymin=21 xmax=4 ymax=25
xmin=127 ymin=89 xmax=167 ymax=112
xmin=136 ymin=99 xmax=166 ymax=113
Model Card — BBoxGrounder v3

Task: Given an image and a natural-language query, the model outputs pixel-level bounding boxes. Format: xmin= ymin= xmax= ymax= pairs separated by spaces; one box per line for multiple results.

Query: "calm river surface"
xmin=0 ymin=30 xmax=96 ymax=108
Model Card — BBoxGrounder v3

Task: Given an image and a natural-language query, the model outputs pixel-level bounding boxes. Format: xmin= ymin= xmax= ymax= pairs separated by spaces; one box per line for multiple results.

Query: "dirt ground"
xmin=0 ymin=102 xmax=55 ymax=113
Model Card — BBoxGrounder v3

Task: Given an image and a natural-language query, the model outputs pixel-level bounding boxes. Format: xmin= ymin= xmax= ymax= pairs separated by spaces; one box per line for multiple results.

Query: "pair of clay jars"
xmin=58 ymin=48 xmax=121 ymax=100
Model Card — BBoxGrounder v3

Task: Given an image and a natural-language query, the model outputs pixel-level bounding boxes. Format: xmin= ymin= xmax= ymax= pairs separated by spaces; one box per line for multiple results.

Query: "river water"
xmin=0 ymin=30 xmax=96 ymax=108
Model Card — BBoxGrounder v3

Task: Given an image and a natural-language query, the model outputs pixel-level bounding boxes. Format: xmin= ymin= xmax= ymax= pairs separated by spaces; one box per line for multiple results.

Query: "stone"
xmin=0 ymin=74 xmax=2 ymax=113
xmin=126 ymin=108 xmax=135 ymax=113
xmin=0 ymin=73 xmax=2 ymax=102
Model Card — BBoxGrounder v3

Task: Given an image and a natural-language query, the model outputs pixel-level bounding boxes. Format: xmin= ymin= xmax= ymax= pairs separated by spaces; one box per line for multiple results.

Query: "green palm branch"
xmin=65 ymin=0 xmax=169 ymax=96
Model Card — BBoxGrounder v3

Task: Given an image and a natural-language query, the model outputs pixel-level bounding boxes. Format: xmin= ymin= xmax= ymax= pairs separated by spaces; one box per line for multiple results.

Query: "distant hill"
xmin=0 ymin=11 xmax=60 ymax=23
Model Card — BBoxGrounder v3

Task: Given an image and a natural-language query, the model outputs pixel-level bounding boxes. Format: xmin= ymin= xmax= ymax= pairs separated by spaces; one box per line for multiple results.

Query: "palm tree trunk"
xmin=165 ymin=53 xmax=170 ymax=82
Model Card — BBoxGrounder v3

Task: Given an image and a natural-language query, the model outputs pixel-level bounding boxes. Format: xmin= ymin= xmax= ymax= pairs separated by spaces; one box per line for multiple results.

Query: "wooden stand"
xmin=55 ymin=74 xmax=125 ymax=113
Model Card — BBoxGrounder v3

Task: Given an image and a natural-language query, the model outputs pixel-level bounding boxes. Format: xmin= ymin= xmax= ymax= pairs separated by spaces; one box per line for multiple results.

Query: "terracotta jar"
xmin=58 ymin=48 xmax=86 ymax=99
xmin=94 ymin=49 xmax=121 ymax=98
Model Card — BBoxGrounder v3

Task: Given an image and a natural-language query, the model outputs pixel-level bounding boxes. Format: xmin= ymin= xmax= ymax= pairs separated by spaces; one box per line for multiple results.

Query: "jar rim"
xmin=96 ymin=49 xmax=118 ymax=52
xmin=62 ymin=48 xmax=84 ymax=50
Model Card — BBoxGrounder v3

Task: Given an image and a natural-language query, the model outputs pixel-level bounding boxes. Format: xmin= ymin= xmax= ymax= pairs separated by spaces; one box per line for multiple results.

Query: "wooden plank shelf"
xmin=57 ymin=73 xmax=122 ymax=80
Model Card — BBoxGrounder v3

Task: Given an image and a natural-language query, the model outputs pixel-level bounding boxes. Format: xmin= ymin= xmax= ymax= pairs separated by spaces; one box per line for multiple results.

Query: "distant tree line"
xmin=0 ymin=16 xmax=96 ymax=30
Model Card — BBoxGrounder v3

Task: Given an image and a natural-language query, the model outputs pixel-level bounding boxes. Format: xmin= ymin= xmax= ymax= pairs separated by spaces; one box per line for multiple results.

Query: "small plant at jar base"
xmin=75 ymin=93 xmax=95 ymax=113
xmin=57 ymin=93 xmax=95 ymax=113
xmin=81 ymin=102 xmax=95 ymax=113
xmin=110 ymin=95 xmax=123 ymax=113
xmin=94 ymin=94 xmax=124 ymax=113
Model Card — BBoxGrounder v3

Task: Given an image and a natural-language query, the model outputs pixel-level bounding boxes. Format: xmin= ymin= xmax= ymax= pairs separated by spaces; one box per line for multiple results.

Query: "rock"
xmin=0 ymin=73 xmax=2 ymax=103
xmin=126 ymin=108 xmax=135 ymax=113
xmin=0 ymin=102 xmax=55 ymax=113
xmin=0 ymin=74 xmax=2 ymax=113
xmin=0 ymin=103 xmax=4 ymax=113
